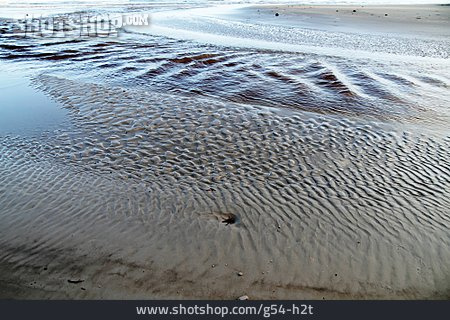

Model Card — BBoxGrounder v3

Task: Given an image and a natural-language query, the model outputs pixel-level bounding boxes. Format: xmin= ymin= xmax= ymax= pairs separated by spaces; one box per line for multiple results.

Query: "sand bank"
xmin=245 ymin=4 xmax=450 ymax=38
xmin=0 ymin=74 xmax=449 ymax=299
xmin=0 ymin=3 xmax=449 ymax=300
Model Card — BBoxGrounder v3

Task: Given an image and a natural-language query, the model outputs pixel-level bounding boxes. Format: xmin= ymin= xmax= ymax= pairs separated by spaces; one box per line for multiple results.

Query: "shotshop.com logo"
xmin=18 ymin=13 xmax=150 ymax=38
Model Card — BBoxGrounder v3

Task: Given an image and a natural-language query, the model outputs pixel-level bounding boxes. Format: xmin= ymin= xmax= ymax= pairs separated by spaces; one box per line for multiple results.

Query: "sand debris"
xmin=67 ymin=279 xmax=84 ymax=284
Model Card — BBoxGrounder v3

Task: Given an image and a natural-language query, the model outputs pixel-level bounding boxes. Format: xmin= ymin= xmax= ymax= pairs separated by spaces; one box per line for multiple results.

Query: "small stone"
xmin=353 ymin=10 xmax=356 ymax=13
xmin=81 ymin=287 xmax=86 ymax=291
xmin=238 ymin=295 xmax=249 ymax=300
xmin=275 ymin=13 xmax=279 ymax=17
xmin=68 ymin=279 xmax=84 ymax=284
xmin=237 ymin=272 xmax=244 ymax=276
xmin=384 ymin=13 xmax=388 ymax=16
xmin=222 ymin=214 xmax=236 ymax=225
xmin=212 ymin=264 xmax=216 ymax=268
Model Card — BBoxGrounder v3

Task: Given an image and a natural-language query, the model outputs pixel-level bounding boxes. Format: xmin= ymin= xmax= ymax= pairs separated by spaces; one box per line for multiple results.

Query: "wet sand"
xmin=1 ymin=74 xmax=449 ymax=299
xmin=248 ymin=4 xmax=450 ymax=37
xmin=0 ymin=4 xmax=449 ymax=300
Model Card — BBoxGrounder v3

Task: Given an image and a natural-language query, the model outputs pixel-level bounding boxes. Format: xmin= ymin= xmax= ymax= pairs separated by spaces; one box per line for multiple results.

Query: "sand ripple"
xmin=0 ymin=75 xmax=449 ymax=298
xmin=1 ymin=30 xmax=449 ymax=125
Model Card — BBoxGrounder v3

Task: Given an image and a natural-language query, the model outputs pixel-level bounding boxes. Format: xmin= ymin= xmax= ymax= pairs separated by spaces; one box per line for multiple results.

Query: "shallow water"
xmin=0 ymin=2 xmax=449 ymax=299
xmin=0 ymin=68 xmax=69 ymax=136
xmin=1 ymin=5 xmax=449 ymax=127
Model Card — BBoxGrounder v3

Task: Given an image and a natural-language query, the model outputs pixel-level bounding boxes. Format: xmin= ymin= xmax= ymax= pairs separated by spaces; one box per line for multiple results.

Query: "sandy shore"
xmin=0 ymin=4 xmax=449 ymax=300
xmin=1 ymin=74 xmax=449 ymax=299
xmin=243 ymin=4 xmax=450 ymax=37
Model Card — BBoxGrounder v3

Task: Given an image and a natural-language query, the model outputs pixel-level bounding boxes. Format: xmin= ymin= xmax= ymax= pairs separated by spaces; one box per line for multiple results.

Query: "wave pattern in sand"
xmin=0 ymin=32 xmax=449 ymax=126
xmin=0 ymin=75 xmax=449 ymax=298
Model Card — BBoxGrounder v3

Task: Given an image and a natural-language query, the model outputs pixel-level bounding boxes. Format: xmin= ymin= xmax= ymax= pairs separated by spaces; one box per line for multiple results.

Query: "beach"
xmin=251 ymin=4 xmax=449 ymax=34
xmin=0 ymin=2 xmax=449 ymax=299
